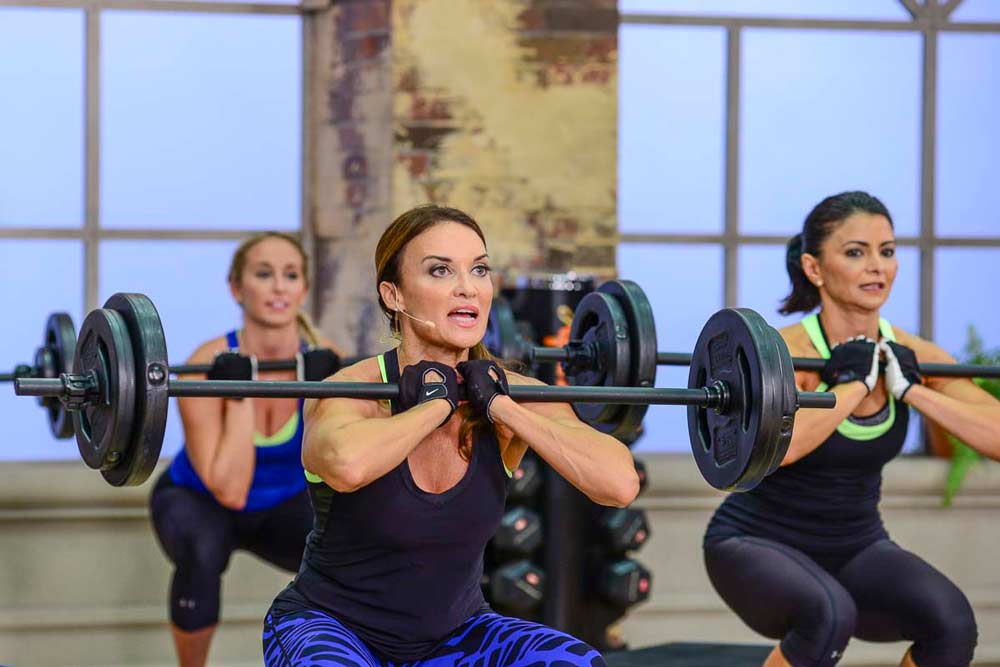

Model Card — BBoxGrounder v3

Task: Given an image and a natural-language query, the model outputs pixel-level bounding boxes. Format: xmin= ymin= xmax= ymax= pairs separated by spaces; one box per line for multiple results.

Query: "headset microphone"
xmin=397 ymin=308 xmax=436 ymax=329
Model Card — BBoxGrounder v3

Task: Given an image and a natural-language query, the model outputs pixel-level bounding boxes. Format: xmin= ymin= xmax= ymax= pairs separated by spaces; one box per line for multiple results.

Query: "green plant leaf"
xmin=941 ymin=325 xmax=999 ymax=506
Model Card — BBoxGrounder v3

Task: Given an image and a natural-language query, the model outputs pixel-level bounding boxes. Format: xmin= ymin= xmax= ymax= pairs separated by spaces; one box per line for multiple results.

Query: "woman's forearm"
xmin=307 ymin=400 xmax=452 ymax=492
xmin=905 ymin=385 xmax=1000 ymax=460
xmin=783 ymin=382 xmax=868 ymax=465
xmin=204 ymin=399 xmax=257 ymax=509
xmin=489 ymin=397 xmax=639 ymax=507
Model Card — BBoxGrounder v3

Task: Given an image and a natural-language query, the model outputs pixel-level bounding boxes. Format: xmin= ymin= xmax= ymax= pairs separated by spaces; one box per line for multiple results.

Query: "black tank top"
xmin=277 ymin=348 xmax=507 ymax=662
xmin=705 ymin=316 xmax=909 ymax=558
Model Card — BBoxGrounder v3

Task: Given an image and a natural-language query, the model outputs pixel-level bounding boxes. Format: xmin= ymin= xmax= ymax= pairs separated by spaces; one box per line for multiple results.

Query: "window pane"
xmin=934 ymin=248 xmax=1000 ymax=361
xmin=740 ymin=29 xmax=921 ymax=236
xmin=936 ymin=34 xmax=1000 ymax=237
xmin=101 ymin=12 xmax=301 ymax=230
xmin=620 ymin=0 xmax=910 ymax=20
xmin=0 ymin=9 xmax=83 ymax=228
xmin=100 ymin=240 xmax=243 ymax=458
xmin=950 ymin=0 xmax=1000 ymax=22
xmin=618 ymin=243 xmax=724 ymax=453
xmin=0 ymin=241 xmax=83 ymax=460
xmin=619 ymin=25 xmax=725 ymax=234
xmin=738 ymin=245 xmax=802 ymax=331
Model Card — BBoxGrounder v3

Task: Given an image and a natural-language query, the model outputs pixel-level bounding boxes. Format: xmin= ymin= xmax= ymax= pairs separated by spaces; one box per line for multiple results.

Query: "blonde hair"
xmin=228 ymin=231 xmax=321 ymax=346
xmin=374 ymin=205 xmax=498 ymax=460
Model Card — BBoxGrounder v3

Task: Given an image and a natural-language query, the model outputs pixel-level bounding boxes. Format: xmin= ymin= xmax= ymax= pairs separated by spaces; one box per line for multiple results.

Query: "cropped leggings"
xmin=704 ymin=536 xmax=977 ymax=667
xmin=150 ymin=471 xmax=313 ymax=631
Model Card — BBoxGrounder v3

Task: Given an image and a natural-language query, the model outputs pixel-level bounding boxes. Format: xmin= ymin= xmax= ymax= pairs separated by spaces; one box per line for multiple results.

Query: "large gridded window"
xmin=0 ymin=2 xmax=303 ymax=461
xmin=619 ymin=0 xmax=1000 ymax=453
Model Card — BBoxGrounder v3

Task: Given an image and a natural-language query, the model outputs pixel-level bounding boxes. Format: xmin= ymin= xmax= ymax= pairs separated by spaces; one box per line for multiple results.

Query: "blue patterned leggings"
xmin=263 ymin=609 xmax=605 ymax=667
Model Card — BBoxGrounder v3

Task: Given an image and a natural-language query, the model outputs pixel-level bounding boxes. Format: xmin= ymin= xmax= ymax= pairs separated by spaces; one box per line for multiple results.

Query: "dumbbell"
xmin=596 ymin=507 xmax=650 ymax=555
xmin=485 ymin=560 xmax=545 ymax=612
xmin=494 ymin=506 xmax=543 ymax=556
xmin=507 ymin=455 xmax=542 ymax=503
xmin=598 ymin=558 xmax=651 ymax=609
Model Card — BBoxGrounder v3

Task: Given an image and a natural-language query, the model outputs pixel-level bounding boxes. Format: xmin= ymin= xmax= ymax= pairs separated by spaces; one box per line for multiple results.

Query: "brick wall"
xmin=307 ymin=0 xmax=618 ymax=352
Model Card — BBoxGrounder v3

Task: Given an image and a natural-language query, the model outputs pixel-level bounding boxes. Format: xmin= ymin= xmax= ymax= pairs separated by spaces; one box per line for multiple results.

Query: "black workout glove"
xmin=301 ymin=348 xmax=341 ymax=382
xmin=880 ymin=339 xmax=922 ymax=400
xmin=207 ymin=352 xmax=256 ymax=381
xmin=458 ymin=360 xmax=510 ymax=423
xmin=821 ymin=336 xmax=880 ymax=393
xmin=399 ymin=361 xmax=459 ymax=427
xmin=207 ymin=352 xmax=256 ymax=401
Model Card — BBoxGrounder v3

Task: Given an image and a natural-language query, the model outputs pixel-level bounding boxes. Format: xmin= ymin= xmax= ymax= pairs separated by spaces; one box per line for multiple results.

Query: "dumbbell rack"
xmin=498 ymin=276 xmax=652 ymax=650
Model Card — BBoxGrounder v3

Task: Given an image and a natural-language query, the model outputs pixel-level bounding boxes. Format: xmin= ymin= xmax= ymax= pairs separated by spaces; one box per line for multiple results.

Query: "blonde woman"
xmin=150 ymin=232 xmax=342 ymax=667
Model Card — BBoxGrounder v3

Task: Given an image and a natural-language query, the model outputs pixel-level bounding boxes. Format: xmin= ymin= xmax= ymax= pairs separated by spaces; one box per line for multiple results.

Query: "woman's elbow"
xmin=604 ymin=469 xmax=641 ymax=508
xmin=209 ymin=482 xmax=250 ymax=511
xmin=324 ymin=462 xmax=366 ymax=493
xmin=307 ymin=446 xmax=366 ymax=493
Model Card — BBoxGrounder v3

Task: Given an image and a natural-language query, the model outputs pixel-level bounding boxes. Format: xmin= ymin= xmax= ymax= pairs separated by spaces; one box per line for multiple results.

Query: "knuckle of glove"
xmin=303 ymin=348 xmax=341 ymax=381
xmin=207 ymin=352 xmax=253 ymax=381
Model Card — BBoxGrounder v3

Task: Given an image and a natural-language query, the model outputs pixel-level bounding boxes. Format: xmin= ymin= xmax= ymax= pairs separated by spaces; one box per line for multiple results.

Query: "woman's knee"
xmin=783 ymin=589 xmax=857 ymax=667
xmin=156 ymin=508 xmax=232 ymax=574
xmin=911 ymin=600 xmax=977 ymax=667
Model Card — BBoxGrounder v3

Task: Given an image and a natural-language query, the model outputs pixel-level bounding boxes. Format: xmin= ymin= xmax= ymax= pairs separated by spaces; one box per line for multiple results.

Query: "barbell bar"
xmin=13 ymin=292 xmax=835 ymax=491
xmin=530 ymin=348 xmax=1000 ymax=380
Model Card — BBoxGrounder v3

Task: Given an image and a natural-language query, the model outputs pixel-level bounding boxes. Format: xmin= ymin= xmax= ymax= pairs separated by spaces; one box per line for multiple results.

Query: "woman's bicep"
xmin=302 ymin=373 xmax=383 ymax=466
xmin=938 ymin=376 xmax=1000 ymax=407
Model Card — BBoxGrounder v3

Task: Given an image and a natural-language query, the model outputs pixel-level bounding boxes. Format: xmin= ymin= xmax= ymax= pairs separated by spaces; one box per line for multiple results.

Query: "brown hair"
xmin=228 ymin=231 xmax=322 ymax=346
xmin=374 ymin=204 xmax=497 ymax=460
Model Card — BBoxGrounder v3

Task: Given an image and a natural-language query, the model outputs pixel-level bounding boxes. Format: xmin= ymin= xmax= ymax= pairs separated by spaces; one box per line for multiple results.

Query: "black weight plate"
xmin=73 ymin=309 xmax=136 ymax=471
xmin=484 ymin=296 xmax=524 ymax=362
xmin=686 ymin=308 xmax=785 ymax=492
xmin=597 ymin=280 xmax=658 ymax=445
xmin=765 ymin=324 xmax=796 ymax=475
xmin=564 ymin=291 xmax=631 ymax=428
xmin=38 ymin=313 xmax=77 ymax=439
xmin=101 ymin=293 xmax=169 ymax=487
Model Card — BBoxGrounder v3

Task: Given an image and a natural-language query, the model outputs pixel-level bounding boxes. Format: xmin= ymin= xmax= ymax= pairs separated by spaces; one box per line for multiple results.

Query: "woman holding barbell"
xmin=149 ymin=232 xmax=344 ymax=667
xmin=261 ymin=204 xmax=639 ymax=666
xmin=704 ymin=191 xmax=1000 ymax=667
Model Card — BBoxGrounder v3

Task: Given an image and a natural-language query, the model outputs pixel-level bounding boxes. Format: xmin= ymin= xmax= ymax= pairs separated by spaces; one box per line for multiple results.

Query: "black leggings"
xmin=149 ymin=471 xmax=313 ymax=631
xmin=704 ymin=537 xmax=977 ymax=667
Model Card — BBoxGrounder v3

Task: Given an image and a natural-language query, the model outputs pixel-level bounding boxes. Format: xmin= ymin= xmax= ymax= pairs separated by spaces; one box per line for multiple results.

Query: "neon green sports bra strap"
xmin=801 ymin=314 xmax=899 ymax=441
xmin=306 ymin=354 xmax=390 ymax=484
xmin=377 ymin=353 xmax=388 ymax=382
xmin=802 ymin=313 xmax=896 ymax=359
xmin=879 ymin=318 xmax=896 ymax=342
xmin=801 ymin=314 xmax=831 ymax=359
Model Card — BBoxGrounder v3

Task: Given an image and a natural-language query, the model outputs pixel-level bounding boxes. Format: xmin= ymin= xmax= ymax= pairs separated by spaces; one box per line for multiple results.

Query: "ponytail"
xmin=296 ymin=310 xmax=322 ymax=347
xmin=778 ymin=233 xmax=820 ymax=315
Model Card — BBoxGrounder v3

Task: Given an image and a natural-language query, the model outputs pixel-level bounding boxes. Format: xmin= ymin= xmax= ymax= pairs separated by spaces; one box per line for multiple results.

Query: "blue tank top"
xmin=283 ymin=347 xmax=507 ymax=663
xmin=705 ymin=315 xmax=909 ymax=557
xmin=168 ymin=330 xmax=308 ymax=512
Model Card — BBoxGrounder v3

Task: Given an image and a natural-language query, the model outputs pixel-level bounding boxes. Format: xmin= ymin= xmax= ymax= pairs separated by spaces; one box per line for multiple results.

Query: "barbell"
xmin=1 ymin=311 xmax=364 ymax=439
xmin=484 ymin=279 xmax=1000 ymax=488
xmin=0 ymin=313 xmax=78 ymax=439
xmin=495 ymin=287 xmax=1000 ymax=380
xmin=14 ymin=292 xmax=835 ymax=491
